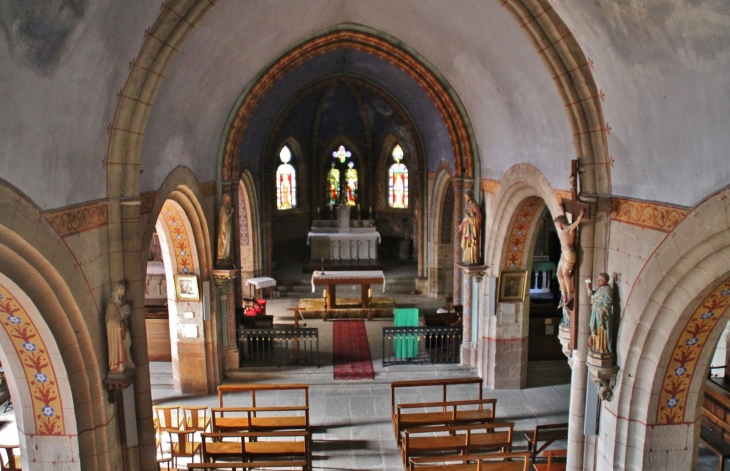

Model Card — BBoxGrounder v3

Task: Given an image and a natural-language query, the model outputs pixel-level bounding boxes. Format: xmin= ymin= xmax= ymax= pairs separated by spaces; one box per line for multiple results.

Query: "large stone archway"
xmin=602 ymin=186 xmax=730 ymax=470
xmin=0 ymin=181 xmax=117 ymax=470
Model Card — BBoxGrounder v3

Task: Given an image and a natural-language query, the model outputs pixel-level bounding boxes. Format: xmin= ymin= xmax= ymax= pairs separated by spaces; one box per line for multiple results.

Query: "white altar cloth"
xmin=311 ymin=270 xmax=386 ymax=293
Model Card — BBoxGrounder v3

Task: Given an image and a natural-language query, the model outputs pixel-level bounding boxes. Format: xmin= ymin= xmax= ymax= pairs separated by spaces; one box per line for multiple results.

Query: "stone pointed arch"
xmin=602 ymin=185 xmax=730 ymax=470
xmin=429 ymin=167 xmax=455 ymax=297
xmin=0 ymin=181 xmax=113 ymax=470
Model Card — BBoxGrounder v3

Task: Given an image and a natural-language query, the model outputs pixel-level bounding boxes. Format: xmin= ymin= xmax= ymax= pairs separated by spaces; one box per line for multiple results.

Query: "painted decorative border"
xmin=481 ymin=179 xmax=500 ymax=194
xmin=504 ymin=196 xmax=543 ymax=270
xmin=45 ymin=201 xmax=108 ymax=237
xmin=657 ymin=276 xmax=730 ymax=424
xmin=0 ymin=283 xmax=65 ymax=435
xmin=222 ymin=30 xmax=474 ymax=181
xmin=238 ymin=191 xmax=249 ymax=247
xmin=160 ymin=201 xmax=193 ymax=275
xmin=610 ymin=197 xmax=688 ymax=233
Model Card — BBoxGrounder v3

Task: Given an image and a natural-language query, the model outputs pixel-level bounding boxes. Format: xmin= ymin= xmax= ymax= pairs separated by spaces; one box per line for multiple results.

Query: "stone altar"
xmin=308 ymin=205 xmax=380 ymax=260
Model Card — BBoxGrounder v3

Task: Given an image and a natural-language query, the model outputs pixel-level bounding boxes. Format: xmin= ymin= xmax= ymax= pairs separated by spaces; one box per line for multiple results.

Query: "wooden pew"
xmin=218 ymin=384 xmax=309 ymax=409
xmin=211 ymin=406 xmax=309 ymax=433
xmin=408 ymin=451 xmax=531 ymax=471
xmin=402 ymin=422 xmax=514 ymax=466
xmin=200 ymin=430 xmax=311 ymax=470
xmin=533 ymin=449 xmax=566 ymax=471
xmin=394 ymin=398 xmax=497 ymax=445
xmin=523 ymin=423 xmax=568 ymax=462
xmin=391 ymin=377 xmax=485 ymax=441
xmin=188 ymin=460 xmax=308 ymax=471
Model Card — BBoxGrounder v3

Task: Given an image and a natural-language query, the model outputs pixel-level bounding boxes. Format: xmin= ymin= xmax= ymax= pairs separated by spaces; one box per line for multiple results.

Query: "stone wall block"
xmin=655 ymin=241 xmax=682 ymax=278
xmin=642 ymin=450 xmax=668 ymax=469
xmin=695 ymin=197 xmax=728 ymax=241
xmin=665 ymin=449 xmax=693 ymax=471
xmin=639 ymin=227 xmax=666 ymax=261
xmin=708 ymin=229 xmax=730 ymax=252
xmin=651 ymin=424 xmax=689 ymax=451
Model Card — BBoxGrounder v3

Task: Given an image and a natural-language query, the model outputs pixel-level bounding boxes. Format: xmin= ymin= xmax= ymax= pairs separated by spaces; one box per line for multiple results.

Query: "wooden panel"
xmin=146 ymin=318 xmax=172 ymax=362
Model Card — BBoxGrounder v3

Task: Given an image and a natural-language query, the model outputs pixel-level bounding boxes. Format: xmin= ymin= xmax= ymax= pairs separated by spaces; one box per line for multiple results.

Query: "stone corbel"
xmin=557 ymin=323 xmax=572 ymax=365
xmin=586 ymin=355 xmax=619 ymax=401
xmin=456 ymin=263 xmax=489 ymax=283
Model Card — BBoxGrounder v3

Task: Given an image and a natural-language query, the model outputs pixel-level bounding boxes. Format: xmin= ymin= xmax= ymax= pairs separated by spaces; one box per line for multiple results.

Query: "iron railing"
xmin=238 ymin=328 xmax=319 ymax=367
xmin=382 ymin=326 xmax=462 ymax=366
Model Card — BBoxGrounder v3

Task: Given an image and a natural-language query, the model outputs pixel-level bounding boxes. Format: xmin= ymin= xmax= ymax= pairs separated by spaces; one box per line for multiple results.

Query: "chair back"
xmin=183 ymin=406 xmax=210 ymax=432
xmin=154 ymin=405 xmax=182 ymax=431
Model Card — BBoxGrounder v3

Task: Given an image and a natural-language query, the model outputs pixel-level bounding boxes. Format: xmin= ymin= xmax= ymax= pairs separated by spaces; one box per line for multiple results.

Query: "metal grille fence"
xmin=238 ymin=328 xmax=319 ymax=367
xmin=382 ymin=326 xmax=462 ymax=366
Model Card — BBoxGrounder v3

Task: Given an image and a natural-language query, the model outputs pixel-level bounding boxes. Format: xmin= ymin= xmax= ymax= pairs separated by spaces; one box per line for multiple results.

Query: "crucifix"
xmin=559 ymin=160 xmax=591 ymax=351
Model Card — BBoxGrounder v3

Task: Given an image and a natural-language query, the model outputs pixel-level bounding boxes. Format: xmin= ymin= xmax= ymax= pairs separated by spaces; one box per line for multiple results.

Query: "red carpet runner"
xmin=333 ymin=320 xmax=374 ymax=380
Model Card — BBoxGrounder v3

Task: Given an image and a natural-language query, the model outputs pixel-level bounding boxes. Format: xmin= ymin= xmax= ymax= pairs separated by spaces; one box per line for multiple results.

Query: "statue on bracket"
xmin=106 ymin=282 xmax=135 ymax=374
xmin=457 ymin=190 xmax=482 ymax=265
xmin=553 ymin=209 xmax=585 ymax=313
xmin=587 ymin=273 xmax=613 ymax=354
xmin=585 ymin=272 xmax=620 ymax=401
xmin=216 ymin=193 xmax=234 ymax=267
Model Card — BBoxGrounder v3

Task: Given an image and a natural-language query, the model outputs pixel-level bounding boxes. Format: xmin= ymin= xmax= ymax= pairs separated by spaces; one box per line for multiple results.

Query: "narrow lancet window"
xmin=276 ymin=145 xmax=296 ymax=210
xmin=388 ymin=144 xmax=408 ymax=208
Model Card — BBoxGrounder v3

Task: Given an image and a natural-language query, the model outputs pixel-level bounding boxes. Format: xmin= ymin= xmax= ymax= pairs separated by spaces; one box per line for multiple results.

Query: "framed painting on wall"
xmin=174 ymin=274 xmax=200 ymax=301
xmin=498 ymin=270 xmax=528 ymax=302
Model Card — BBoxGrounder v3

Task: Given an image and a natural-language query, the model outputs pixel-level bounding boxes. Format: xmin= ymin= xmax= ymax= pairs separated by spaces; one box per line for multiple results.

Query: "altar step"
xmin=276 ymin=277 xmax=418 ymax=298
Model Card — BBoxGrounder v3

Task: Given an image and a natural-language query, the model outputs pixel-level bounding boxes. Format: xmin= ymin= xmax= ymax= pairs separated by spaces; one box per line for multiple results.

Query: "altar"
xmin=308 ymin=204 xmax=380 ymax=261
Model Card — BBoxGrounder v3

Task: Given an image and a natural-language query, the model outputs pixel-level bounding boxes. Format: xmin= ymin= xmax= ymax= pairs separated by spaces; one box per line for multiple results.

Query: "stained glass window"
xmin=276 ymin=145 xmax=296 ymax=210
xmin=388 ymin=144 xmax=408 ymax=208
xmin=326 ymin=164 xmax=340 ymax=206
xmin=345 ymin=161 xmax=358 ymax=206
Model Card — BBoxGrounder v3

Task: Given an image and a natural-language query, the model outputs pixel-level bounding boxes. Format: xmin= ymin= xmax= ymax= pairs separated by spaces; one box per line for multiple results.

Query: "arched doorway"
xmin=430 ymin=168 xmax=455 ymax=298
xmin=605 ymin=186 xmax=730 ymax=469
xmin=153 ymin=199 xmax=208 ymax=394
xmin=0 ymin=274 xmax=80 ymax=469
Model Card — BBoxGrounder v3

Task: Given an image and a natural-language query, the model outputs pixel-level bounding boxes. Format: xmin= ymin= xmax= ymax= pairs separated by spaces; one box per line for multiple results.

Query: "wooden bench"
xmin=408 ymin=451 xmax=531 ymax=471
xmin=200 ymin=430 xmax=310 ymax=470
xmin=402 ymin=422 xmax=514 ymax=466
xmin=218 ymin=384 xmax=309 ymax=409
xmin=523 ymin=423 xmax=568 ymax=462
xmin=533 ymin=449 xmax=566 ymax=471
xmin=700 ymin=426 xmax=730 ymax=471
xmin=211 ymin=406 xmax=309 ymax=433
xmin=391 ymin=377 xmax=485 ymax=441
xmin=188 ymin=460 xmax=308 ymax=471
xmin=394 ymin=398 xmax=497 ymax=445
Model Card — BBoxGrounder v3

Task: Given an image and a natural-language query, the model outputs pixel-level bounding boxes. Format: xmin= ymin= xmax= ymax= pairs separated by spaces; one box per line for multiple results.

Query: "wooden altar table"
xmin=311 ymin=270 xmax=385 ymax=309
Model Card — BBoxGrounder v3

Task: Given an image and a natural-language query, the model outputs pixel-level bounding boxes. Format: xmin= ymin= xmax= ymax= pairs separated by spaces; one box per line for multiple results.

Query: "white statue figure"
xmin=106 ymin=282 xmax=134 ymax=373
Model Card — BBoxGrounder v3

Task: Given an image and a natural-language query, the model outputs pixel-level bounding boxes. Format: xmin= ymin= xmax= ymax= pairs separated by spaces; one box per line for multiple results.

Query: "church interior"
xmin=1 ymin=1 xmax=730 ymax=470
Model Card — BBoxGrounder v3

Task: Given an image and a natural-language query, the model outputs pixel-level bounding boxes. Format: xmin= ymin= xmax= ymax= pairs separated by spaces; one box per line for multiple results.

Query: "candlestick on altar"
xmin=369 ymin=206 xmax=372 ymax=220
xmin=357 ymin=204 xmax=361 ymax=220
xmin=317 ymin=207 xmax=320 ymax=219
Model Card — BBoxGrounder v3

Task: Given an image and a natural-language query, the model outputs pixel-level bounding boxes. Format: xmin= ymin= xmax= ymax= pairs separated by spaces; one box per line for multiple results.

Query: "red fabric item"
xmin=333 ymin=320 xmax=374 ymax=380
xmin=243 ymin=299 xmax=266 ymax=316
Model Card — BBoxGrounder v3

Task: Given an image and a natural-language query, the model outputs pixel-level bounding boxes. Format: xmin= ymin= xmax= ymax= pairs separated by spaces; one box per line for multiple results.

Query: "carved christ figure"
xmin=553 ymin=209 xmax=585 ymax=309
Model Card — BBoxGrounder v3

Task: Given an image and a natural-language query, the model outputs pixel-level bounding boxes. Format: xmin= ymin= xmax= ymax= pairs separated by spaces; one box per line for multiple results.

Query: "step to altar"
xmin=297 ymin=297 xmax=396 ymax=320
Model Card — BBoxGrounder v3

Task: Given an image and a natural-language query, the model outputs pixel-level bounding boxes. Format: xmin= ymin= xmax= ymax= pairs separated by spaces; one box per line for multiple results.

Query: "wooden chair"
xmin=153 ymin=417 xmax=173 ymax=470
xmin=0 ymin=445 xmax=20 ymax=470
xmin=167 ymin=429 xmax=201 ymax=468
xmin=154 ymin=405 xmax=183 ymax=431
xmin=533 ymin=449 xmax=566 ymax=471
xmin=183 ymin=405 xmax=211 ymax=433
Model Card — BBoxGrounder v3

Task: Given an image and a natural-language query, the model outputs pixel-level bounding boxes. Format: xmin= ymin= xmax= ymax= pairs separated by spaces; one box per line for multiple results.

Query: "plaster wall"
xmin=0 ymin=1 xmax=159 ymax=210
xmin=556 ymin=0 xmax=730 ymax=206
xmin=139 ymin=0 xmax=573 ymax=194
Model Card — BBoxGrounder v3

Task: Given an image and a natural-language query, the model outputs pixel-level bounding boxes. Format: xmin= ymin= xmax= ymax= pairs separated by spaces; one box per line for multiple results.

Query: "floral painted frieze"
xmin=658 ymin=277 xmax=730 ymax=424
xmin=504 ymin=197 xmax=543 ymax=270
xmin=161 ymin=201 xmax=193 ymax=275
xmin=610 ymin=198 xmax=687 ymax=233
xmin=0 ymin=284 xmax=65 ymax=435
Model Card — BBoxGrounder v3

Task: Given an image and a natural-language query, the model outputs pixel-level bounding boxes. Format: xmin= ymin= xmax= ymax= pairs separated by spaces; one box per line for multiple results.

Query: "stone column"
xmin=567 ymin=214 xmax=598 ymax=471
xmin=452 ymin=178 xmax=464 ymax=304
xmin=214 ymin=269 xmax=239 ymax=370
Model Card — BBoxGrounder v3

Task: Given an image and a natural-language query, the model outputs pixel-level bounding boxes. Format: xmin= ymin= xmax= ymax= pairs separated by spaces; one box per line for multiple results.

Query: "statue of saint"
xmin=553 ymin=209 xmax=585 ymax=309
xmin=587 ymin=273 xmax=613 ymax=353
xmin=216 ymin=193 xmax=233 ymax=262
xmin=106 ymin=282 xmax=134 ymax=373
xmin=456 ymin=191 xmax=482 ymax=265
